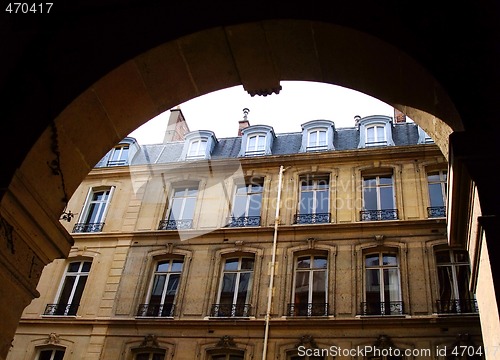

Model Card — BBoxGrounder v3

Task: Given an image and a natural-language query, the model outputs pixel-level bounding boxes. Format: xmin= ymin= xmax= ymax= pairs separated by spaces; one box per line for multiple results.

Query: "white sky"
xmin=128 ymin=81 xmax=400 ymax=145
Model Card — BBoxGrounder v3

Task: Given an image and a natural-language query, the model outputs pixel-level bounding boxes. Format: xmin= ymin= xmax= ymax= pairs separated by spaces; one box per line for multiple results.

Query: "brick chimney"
xmin=238 ymin=108 xmax=251 ymax=136
xmin=163 ymin=107 xmax=190 ymax=143
xmin=394 ymin=108 xmax=406 ymax=123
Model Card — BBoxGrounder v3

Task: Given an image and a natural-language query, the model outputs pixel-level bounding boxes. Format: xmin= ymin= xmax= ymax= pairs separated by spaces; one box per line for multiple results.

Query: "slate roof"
xmin=95 ymin=122 xmax=426 ymax=167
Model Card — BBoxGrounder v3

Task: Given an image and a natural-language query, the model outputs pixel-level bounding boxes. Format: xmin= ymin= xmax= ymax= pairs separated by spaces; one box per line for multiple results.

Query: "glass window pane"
xmin=54 ymin=350 xmax=65 ymax=360
xmin=382 ymin=254 xmax=397 ymax=266
xmin=365 ymin=269 xmax=381 ymax=301
xmin=379 ymin=186 xmax=394 ymax=209
xmin=428 ymin=183 xmax=445 ymax=207
xmin=363 ymin=188 xmax=378 ymax=210
xmin=231 ymin=195 xmax=247 ymax=217
xmin=294 ymin=271 xmax=310 ymax=303
xmin=241 ymin=258 xmax=254 ymax=270
xmin=312 ymin=271 xmax=326 ymax=302
xmin=81 ymin=261 xmax=92 ymax=272
xmin=365 ymin=254 xmax=379 ymax=267
xmin=300 ymin=192 xmax=314 ymax=213
xmin=182 ymin=198 xmax=196 ymax=219
xmin=313 ymin=256 xmax=327 ymax=269
xmin=151 ymin=275 xmax=166 ymax=302
xmin=68 ymin=262 xmax=81 ymax=272
xmin=165 ymin=274 xmax=180 ymax=298
xmin=297 ymin=256 xmax=311 ymax=269
xmin=437 ymin=266 xmax=453 ymax=301
xmin=435 ymin=251 xmax=451 ymax=264
xmin=220 ymin=273 xmax=237 ymax=303
xmin=236 ymin=272 xmax=251 ymax=303
xmin=171 ymin=260 xmax=183 ymax=272
xmin=383 ymin=268 xmax=401 ymax=301
xmin=224 ymin=259 xmax=239 ymax=271
xmin=316 ymin=190 xmax=329 ymax=213
xmin=456 ymin=265 xmax=472 ymax=299
xmin=157 ymin=261 xmax=170 ymax=272
xmin=379 ymin=176 xmax=392 ymax=185
xmin=247 ymin=193 xmax=262 ymax=216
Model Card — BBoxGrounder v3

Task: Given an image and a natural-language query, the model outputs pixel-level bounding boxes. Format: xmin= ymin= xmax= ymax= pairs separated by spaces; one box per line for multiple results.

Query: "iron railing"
xmin=226 ymin=216 xmax=261 ymax=227
xmin=72 ymin=222 xmax=104 ymax=233
xmin=436 ymin=299 xmax=478 ymax=314
xmin=137 ymin=303 xmax=175 ymax=317
xmin=158 ymin=219 xmax=193 ymax=230
xmin=360 ymin=301 xmax=403 ymax=315
xmin=107 ymin=159 xmax=128 ymax=166
xmin=43 ymin=303 xmax=79 ymax=316
xmin=287 ymin=303 xmax=329 ymax=317
xmin=427 ymin=206 xmax=446 ymax=218
xmin=360 ymin=209 xmax=398 ymax=221
xmin=294 ymin=213 xmax=331 ymax=224
xmin=210 ymin=303 xmax=251 ymax=317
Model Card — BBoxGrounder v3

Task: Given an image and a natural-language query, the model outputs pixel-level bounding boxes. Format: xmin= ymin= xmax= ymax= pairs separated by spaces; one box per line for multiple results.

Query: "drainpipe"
xmin=262 ymin=165 xmax=285 ymax=360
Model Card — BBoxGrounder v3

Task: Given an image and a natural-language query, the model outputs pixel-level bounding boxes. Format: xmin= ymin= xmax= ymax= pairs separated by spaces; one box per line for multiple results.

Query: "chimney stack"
xmin=238 ymin=108 xmax=251 ymax=136
xmin=394 ymin=108 xmax=407 ymax=123
xmin=163 ymin=107 xmax=190 ymax=143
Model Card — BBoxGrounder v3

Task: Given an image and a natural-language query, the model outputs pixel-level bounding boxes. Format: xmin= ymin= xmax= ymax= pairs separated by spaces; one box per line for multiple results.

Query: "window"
xmin=36 ymin=348 xmax=65 ymax=360
xmin=209 ymin=352 xmax=244 ymax=360
xmin=365 ymin=124 xmax=387 ymax=147
xmin=159 ymin=184 xmax=198 ymax=230
xmin=137 ymin=259 xmax=183 ymax=317
xmin=435 ymin=249 xmax=477 ymax=313
xmin=307 ymin=129 xmax=327 ymax=151
xmin=357 ymin=116 xmax=394 ymax=148
xmin=361 ymin=174 xmax=397 ymax=221
xmin=362 ymin=252 xmax=402 ymax=315
xmin=418 ymin=126 xmax=434 ymax=144
xmin=44 ymin=260 xmax=92 ymax=316
xmin=227 ymin=179 xmax=263 ymax=227
xmin=238 ymin=125 xmax=275 ymax=157
xmin=246 ymin=133 xmax=266 ymax=156
xmin=187 ymin=138 xmax=207 ymax=159
xmin=73 ymin=187 xmax=114 ymax=233
xmin=295 ymin=175 xmax=330 ymax=224
xmin=212 ymin=256 xmax=254 ymax=317
xmin=288 ymin=255 xmax=328 ymax=316
xmin=107 ymin=144 xmax=129 ymax=166
xmin=427 ymin=170 xmax=447 ymax=218
xmin=300 ymin=119 xmax=335 ymax=153
xmin=135 ymin=352 xmax=165 ymax=360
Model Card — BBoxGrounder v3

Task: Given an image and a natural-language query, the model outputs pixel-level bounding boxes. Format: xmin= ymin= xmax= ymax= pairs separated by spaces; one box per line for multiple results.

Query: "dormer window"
xmin=299 ymin=120 xmax=335 ymax=152
xmin=239 ymin=125 xmax=275 ymax=157
xmin=108 ymin=144 xmax=129 ymax=166
xmin=417 ymin=126 xmax=434 ymax=144
xmin=180 ymin=130 xmax=217 ymax=161
xmin=357 ymin=116 xmax=395 ymax=148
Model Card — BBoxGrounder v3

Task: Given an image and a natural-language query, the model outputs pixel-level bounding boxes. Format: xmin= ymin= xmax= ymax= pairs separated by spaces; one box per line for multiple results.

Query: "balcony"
xmin=436 ymin=299 xmax=478 ymax=314
xmin=137 ymin=303 xmax=175 ymax=317
xmin=294 ymin=213 xmax=331 ymax=224
xmin=43 ymin=303 xmax=79 ymax=316
xmin=359 ymin=301 xmax=403 ymax=315
xmin=226 ymin=216 xmax=261 ymax=227
xmin=360 ymin=209 xmax=398 ymax=221
xmin=427 ymin=206 xmax=446 ymax=218
xmin=210 ymin=303 xmax=251 ymax=317
xmin=287 ymin=303 xmax=329 ymax=317
xmin=72 ymin=222 xmax=104 ymax=233
xmin=158 ymin=219 xmax=193 ymax=230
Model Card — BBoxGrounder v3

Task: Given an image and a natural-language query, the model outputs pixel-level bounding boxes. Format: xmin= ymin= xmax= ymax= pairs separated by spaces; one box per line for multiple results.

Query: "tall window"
xmin=246 ymin=134 xmax=266 ymax=156
xmin=45 ymin=260 xmax=92 ymax=316
xmin=135 ymin=352 xmax=165 ymax=360
xmin=362 ymin=252 xmax=402 ymax=315
xmin=289 ymin=255 xmax=328 ymax=316
xmin=295 ymin=175 xmax=330 ymax=224
xmin=212 ymin=257 xmax=254 ymax=317
xmin=427 ymin=170 xmax=447 ymax=218
xmin=73 ymin=187 xmax=113 ymax=232
xmin=228 ymin=179 xmax=263 ymax=227
xmin=361 ymin=174 xmax=397 ymax=221
xmin=209 ymin=352 xmax=244 ymax=360
xmin=365 ymin=124 xmax=387 ymax=147
xmin=435 ymin=249 xmax=476 ymax=313
xmin=307 ymin=128 xmax=327 ymax=151
xmin=107 ymin=144 xmax=129 ymax=166
xmin=36 ymin=348 xmax=65 ymax=360
xmin=138 ymin=259 xmax=183 ymax=317
xmin=187 ymin=139 xmax=207 ymax=159
xmin=159 ymin=184 xmax=198 ymax=230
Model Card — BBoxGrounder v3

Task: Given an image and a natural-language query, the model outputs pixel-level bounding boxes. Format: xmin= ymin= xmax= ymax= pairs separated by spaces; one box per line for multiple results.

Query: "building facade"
xmin=7 ymin=110 xmax=483 ymax=360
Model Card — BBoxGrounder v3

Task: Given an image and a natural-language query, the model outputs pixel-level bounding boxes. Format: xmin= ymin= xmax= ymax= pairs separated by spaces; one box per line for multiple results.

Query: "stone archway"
xmin=1 ymin=19 xmax=494 ymax=360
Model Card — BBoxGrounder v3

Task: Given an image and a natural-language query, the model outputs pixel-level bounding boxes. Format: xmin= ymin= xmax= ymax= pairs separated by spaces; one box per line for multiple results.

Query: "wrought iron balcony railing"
xmin=360 ymin=209 xmax=398 ymax=221
xmin=158 ymin=219 xmax=193 ymax=230
xmin=294 ymin=213 xmax=331 ymax=224
xmin=360 ymin=301 xmax=403 ymax=315
xmin=72 ymin=222 xmax=104 ymax=233
xmin=210 ymin=303 xmax=251 ymax=317
xmin=43 ymin=303 xmax=79 ymax=316
xmin=287 ymin=303 xmax=329 ymax=317
xmin=107 ymin=159 xmax=128 ymax=166
xmin=137 ymin=303 xmax=175 ymax=317
xmin=427 ymin=206 xmax=446 ymax=218
xmin=436 ymin=299 xmax=478 ymax=314
xmin=226 ymin=216 xmax=261 ymax=227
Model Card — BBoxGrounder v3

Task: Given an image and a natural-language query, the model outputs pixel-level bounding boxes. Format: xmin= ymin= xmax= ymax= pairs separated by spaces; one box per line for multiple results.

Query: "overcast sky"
xmin=128 ymin=81 xmax=399 ymax=145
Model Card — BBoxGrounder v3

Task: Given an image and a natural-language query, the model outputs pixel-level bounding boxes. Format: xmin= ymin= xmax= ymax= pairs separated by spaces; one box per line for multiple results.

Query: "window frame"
xmin=362 ymin=251 xmax=402 ymax=315
xmin=186 ymin=138 xmax=208 ymax=160
xmin=245 ymin=133 xmax=267 ymax=156
xmin=296 ymin=174 xmax=330 ymax=224
xmin=238 ymin=125 xmax=275 ymax=157
xmin=107 ymin=144 xmax=130 ymax=166
xmin=357 ymin=115 xmax=394 ymax=148
xmin=74 ymin=186 xmax=114 ymax=232
xmin=427 ymin=169 xmax=447 ymax=218
xmin=160 ymin=183 xmax=199 ymax=230
xmin=228 ymin=178 xmax=264 ymax=227
xmin=361 ymin=173 xmax=397 ymax=221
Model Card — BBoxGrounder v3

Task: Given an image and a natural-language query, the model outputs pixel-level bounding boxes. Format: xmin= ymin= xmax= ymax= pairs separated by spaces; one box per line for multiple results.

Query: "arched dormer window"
xmin=98 ymin=136 xmax=139 ymax=167
xmin=299 ymin=120 xmax=335 ymax=152
xmin=180 ymin=130 xmax=217 ymax=160
xmin=357 ymin=115 xmax=395 ymax=148
xmin=239 ymin=125 xmax=275 ymax=157
xmin=417 ymin=125 xmax=435 ymax=144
